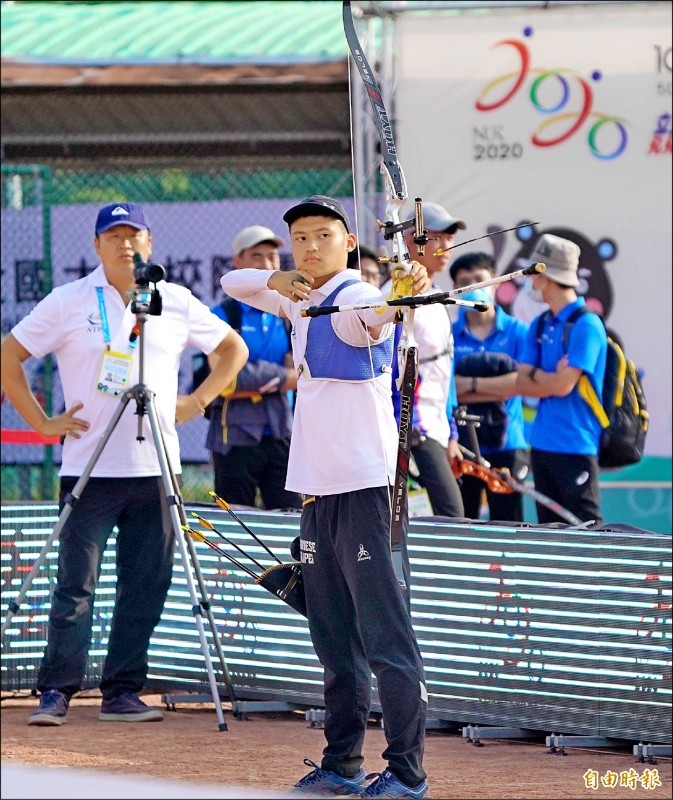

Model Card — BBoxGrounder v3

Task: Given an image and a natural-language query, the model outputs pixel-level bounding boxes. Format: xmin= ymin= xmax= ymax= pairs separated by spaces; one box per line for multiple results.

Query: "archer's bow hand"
xmin=391 ymin=261 xmax=431 ymax=298
xmin=268 ymin=269 xmax=313 ymax=302
xmin=447 ymin=438 xmax=463 ymax=464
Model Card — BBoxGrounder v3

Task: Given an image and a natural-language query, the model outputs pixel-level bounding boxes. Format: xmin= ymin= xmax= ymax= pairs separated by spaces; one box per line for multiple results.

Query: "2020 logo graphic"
xmin=474 ymin=31 xmax=628 ymax=160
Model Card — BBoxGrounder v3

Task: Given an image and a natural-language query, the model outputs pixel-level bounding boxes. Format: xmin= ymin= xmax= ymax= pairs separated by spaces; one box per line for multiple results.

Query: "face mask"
xmin=459 ymin=287 xmax=492 ymax=304
xmin=525 ymin=277 xmax=544 ymax=303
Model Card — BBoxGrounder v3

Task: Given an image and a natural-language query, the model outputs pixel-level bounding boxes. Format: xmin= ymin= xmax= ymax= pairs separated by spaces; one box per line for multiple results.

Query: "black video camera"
xmin=131 ymin=253 xmax=165 ymax=316
xmin=132 ymin=252 xmax=166 ymax=286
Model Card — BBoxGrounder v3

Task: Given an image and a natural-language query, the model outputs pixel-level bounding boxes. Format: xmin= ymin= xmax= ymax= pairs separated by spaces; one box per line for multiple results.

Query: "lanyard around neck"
xmin=97 ymin=286 xmax=137 ymax=351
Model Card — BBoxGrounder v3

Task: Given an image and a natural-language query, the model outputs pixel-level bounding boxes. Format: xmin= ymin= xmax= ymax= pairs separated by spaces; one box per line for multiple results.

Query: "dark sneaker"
xmin=290 ymin=758 xmax=367 ymax=795
xmin=362 ymin=770 xmax=428 ymax=799
xmin=27 ymin=689 xmax=69 ymax=726
xmin=99 ymin=692 xmax=163 ymax=722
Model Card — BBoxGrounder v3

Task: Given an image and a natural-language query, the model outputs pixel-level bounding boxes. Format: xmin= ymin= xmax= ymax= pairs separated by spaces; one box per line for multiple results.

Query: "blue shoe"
xmin=362 ymin=770 xmax=428 ymax=799
xmin=27 ymin=689 xmax=69 ymax=726
xmin=290 ymin=758 xmax=367 ymax=795
xmin=99 ymin=692 xmax=163 ymax=722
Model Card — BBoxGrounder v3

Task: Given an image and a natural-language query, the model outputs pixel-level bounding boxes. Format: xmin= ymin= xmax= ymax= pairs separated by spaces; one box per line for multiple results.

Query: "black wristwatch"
xmin=471 ymin=376 xmax=478 ymax=393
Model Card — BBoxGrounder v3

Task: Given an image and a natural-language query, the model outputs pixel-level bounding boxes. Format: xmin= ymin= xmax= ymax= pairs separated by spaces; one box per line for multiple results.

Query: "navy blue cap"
xmin=283 ymin=195 xmax=351 ymax=232
xmin=95 ymin=203 xmax=150 ymax=236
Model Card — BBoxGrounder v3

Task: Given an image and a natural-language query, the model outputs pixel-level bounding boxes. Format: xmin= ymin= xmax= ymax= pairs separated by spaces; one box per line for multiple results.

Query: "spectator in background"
xmin=206 ymin=225 xmax=302 ymax=510
xmin=385 ymin=201 xmax=466 ymax=518
xmin=451 ymin=252 xmax=530 ymax=522
xmin=0 ymin=202 xmax=248 ymax=726
xmin=515 ymin=233 xmax=607 ymax=524
xmin=347 ymin=243 xmax=384 ymax=287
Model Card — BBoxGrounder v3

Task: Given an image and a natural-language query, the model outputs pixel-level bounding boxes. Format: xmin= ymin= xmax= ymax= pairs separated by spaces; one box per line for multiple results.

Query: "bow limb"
xmin=344 ymin=0 xmax=418 ymax=589
xmin=343 ymin=0 xmax=416 ymax=382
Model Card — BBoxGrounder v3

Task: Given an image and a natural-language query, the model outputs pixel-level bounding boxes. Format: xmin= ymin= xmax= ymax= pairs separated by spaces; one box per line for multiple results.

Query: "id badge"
xmin=97 ymin=350 xmax=133 ymax=396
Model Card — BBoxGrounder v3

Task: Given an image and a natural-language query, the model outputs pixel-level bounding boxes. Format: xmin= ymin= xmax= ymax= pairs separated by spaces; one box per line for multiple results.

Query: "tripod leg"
xmin=144 ymin=395 xmax=232 ymax=731
xmin=153 ymin=428 xmax=238 ymax=709
xmin=152 ymin=408 xmax=238 ymax=708
xmin=2 ymin=393 xmax=133 ymax=639
xmin=180 ymin=533 xmax=239 ymax=708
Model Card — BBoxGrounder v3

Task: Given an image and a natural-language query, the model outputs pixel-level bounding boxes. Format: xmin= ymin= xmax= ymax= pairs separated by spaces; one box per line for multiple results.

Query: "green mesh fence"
xmin=1 ymin=159 xmax=353 ymax=502
xmin=43 ymin=167 xmax=353 ymax=205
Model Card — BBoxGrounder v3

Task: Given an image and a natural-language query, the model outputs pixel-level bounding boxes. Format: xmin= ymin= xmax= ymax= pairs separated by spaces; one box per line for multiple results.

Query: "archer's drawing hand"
xmin=268 ymin=270 xmax=314 ymax=302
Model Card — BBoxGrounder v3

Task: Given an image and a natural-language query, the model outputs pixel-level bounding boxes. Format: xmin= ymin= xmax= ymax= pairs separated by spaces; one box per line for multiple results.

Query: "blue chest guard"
xmin=302 ymin=278 xmax=394 ymax=382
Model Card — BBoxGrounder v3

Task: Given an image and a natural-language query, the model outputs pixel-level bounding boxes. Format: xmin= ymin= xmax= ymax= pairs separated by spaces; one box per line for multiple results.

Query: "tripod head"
xmin=130 ymin=253 xmax=164 ymax=315
xmin=123 ymin=253 xmax=168 ymax=439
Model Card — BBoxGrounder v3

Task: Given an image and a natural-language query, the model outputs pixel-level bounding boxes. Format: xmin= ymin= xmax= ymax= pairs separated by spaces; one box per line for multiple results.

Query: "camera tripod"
xmin=2 ymin=281 xmax=237 ymax=731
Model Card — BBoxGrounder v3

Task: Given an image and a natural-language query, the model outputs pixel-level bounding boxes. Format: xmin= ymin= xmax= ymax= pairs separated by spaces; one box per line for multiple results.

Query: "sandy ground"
xmin=1 ymin=693 xmax=671 ymax=800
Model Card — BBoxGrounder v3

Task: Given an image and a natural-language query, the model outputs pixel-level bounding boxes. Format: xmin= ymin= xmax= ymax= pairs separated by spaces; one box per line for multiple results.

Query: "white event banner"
xmin=394 ymin=3 xmax=672 ymax=458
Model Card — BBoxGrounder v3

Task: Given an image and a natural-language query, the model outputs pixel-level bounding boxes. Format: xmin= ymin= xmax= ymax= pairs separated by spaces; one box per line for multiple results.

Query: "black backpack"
xmin=191 ymin=298 xmax=242 ymax=419
xmin=535 ymin=307 xmax=649 ymax=468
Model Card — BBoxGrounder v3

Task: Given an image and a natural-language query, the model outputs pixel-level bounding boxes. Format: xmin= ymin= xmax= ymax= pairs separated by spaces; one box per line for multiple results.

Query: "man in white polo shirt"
xmin=0 ymin=202 xmax=248 ymax=726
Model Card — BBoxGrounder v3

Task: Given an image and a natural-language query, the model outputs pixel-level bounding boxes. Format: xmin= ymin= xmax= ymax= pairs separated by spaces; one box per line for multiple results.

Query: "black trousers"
xmin=300 ymin=488 xmax=427 ymax=789
xmin=459 ymin=448 xmax=529 ymax=522
xmin=37 ymin=477 xmax=175 ymax=700
xmin=213 ymin=435 xmax=302 ymax=510
xmin=411 ymin=435 xmax=464 ymax=518
xmin=531 ymin=449 xmax=602 ymax=524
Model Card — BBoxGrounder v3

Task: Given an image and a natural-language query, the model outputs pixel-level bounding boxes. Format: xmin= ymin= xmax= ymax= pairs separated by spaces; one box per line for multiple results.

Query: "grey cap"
xmin=232 ymin=225 xmax=284 ymax=256
xmin=529 ymin=233 xmax=580 ymax=287
xmin=420 ymin=201 xmax=466 ymax=233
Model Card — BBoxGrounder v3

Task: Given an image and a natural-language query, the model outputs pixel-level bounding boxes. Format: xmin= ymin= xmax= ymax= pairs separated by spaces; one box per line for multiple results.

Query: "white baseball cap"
xmin=419 ymin=202 xmax=466 ymax=233
xmin=232 ymin=225 xmax=285 ymax=256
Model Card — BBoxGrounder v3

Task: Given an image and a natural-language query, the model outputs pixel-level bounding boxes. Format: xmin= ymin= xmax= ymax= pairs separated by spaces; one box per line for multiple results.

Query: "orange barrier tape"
xmin=1 ymin=429 xmax=61 ymax=445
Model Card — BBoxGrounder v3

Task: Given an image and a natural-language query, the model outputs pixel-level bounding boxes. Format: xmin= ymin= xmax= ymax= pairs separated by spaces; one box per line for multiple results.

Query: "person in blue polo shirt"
xmin=451 ymin=252 xmax=530 ymax=522
xmin=515 ymin=233 xmax=607 ymax=525
xmin=206 ymin=225 xmax=302 ymax=510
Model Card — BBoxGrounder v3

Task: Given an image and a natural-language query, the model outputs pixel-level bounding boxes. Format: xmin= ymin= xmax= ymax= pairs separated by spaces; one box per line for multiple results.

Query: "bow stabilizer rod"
xmin=448 ymin=261 xmax=545 ymax=297
xmin=302 ymin=293 xmax=489 ymax=319
xmin=301 ymin=262 xmax=545 ymax=318
xmin=457 ymin=446 xmax=582 ymax=527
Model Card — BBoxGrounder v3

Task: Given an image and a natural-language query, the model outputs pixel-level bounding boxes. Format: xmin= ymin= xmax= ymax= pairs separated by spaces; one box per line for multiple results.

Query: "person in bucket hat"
xmin=516 ymin=233 xmax=608 ymax=524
